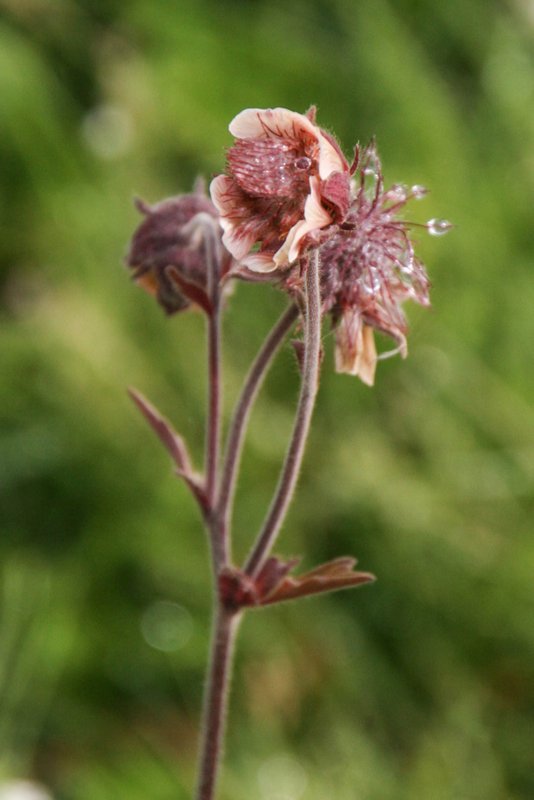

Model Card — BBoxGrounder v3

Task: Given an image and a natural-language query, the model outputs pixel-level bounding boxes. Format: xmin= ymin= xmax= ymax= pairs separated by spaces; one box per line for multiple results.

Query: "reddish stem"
xmin=243 ymin=250 xmax=322 ymax=577
xmin=206 ymin=305 xmax=222 ymax=512
xmin=217 ymin=303 xmax=299 ymax=558
xmin=195 ymin=605 xmax=241 ymax=800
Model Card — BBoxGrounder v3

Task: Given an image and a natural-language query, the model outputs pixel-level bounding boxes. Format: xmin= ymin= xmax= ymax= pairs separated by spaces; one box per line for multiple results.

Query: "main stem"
xmin=244 ymin=250 xmax=322 ymax=577
xmin=195 ymin=605 xmax=241 ymax=800
xmin=197 ymin=253 xmax=321 ymax=799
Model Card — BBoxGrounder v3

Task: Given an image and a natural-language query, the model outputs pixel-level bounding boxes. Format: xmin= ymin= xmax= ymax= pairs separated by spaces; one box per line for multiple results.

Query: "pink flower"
xmin=319 ymin=143 xmax=438 ymax=385
xmin=210 ymin=107 xmax=350 ymax=273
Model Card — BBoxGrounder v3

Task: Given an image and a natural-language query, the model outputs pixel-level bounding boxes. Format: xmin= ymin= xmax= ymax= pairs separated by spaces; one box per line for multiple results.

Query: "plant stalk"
xmin=195 ymin=604 xmax=241 ymax=800
xmin=243 ymin=250 xmax=322 ymax=577
xmin=217 ymin=303 xmax=299 ymax=557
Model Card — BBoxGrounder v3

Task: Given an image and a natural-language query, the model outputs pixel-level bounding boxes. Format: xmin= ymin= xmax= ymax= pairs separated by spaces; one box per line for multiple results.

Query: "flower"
xmin=210 ymin=107 xmax=350 ymax=273
xmin=319 ymin=143 xmax=436 ymax=385
xmin=126 ymin=185 xmax=232 ymax=315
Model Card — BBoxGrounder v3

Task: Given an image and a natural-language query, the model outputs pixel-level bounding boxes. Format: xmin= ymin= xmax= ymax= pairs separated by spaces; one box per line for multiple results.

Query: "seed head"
xmin=318 ymin=142 xmax=438 ymax=385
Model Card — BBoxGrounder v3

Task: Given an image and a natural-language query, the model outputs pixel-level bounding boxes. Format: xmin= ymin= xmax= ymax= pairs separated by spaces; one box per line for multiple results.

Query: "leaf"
xmin=218 ymin=556 xmax=374 ymax=611
xmin=260 ymin=556 xmax=375 ymax=605
xmin=128 ymin=387 xmax=192 ymax=472
xmin=129 ymin=388 xmax=209 ymax=513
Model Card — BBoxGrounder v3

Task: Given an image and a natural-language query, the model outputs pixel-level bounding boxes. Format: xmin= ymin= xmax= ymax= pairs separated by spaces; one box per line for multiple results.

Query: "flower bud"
xmin=126 ymin=189 xmax=231 ymax=315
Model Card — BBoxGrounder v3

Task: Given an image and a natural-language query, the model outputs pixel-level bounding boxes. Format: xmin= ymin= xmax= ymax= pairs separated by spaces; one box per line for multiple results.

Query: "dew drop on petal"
xmin=427 ymin=218 xmax=453 ymax=236
xmin=294 ymin=156 xmax=312 ymax=171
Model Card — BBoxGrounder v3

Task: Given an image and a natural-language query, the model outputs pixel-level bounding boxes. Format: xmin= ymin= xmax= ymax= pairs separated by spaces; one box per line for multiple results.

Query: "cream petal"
xmin=222 ymin=226 xmax=257 ymax=261
xmin=241 ymin=253 xmax=278 ymax=273
xmin=229 ymin=107 xmax=319 ymax=141
xmin=209 ymin=175 xmax=235 ymax=218
xmin=210 ymin=175 xmax=256 ymax=259
xmin=273 ymin=177 xmax=332 ymax=266
xmin=317 ymin=132 xmax=347 ymax=179
xmin=273 ymin=220 xmax=307 ymax=267
xmin=334 ymin=316 xmax=376 ymax=385
xmin=303 ymin=176 xmax=333 ymax=228
xmin=334 ymin=313 xmax=362 ymax=375
xmin=357 ymin=325 xmax=377 ymax=386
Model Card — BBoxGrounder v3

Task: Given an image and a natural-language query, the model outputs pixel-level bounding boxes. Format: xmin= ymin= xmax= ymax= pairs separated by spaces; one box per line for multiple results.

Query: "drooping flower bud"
xmin=210 ymin=107 xmax=351 ymax=273
xmin=126 ymin=186 xmax=233 ymax=315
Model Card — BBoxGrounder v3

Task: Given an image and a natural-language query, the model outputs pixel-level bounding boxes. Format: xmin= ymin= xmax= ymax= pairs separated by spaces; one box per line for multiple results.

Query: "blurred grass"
xmin=0 ymin=0 xmax=533 ymax=797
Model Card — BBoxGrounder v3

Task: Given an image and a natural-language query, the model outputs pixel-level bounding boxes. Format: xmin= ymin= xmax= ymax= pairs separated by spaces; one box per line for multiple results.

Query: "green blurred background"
xmin=1 ymin=0 xmax=533 ymax=798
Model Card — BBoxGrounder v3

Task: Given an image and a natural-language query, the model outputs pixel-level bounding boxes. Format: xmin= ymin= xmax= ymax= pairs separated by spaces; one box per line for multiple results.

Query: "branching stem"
xmin=217 ymin=303 xmax=299 ymax=558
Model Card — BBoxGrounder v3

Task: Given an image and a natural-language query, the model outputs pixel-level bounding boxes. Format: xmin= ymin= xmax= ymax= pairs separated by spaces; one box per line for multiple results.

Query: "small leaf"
xmin=176 ymin=469 xmax=209 ymax=515
xmin=260 ymin=556 xmax=375 ymax=605
xmin=255 ymin=556 xmax=301 ymax=598
xmin=128 ymin=387 xmax=192 ymax=472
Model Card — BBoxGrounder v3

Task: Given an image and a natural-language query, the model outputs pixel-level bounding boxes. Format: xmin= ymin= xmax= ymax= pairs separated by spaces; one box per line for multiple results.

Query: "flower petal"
xmin=222 ymin=226 xmax=257 ymax=261
xmin=229 ymin=107 xmax=319 ymax=142
xmin=334 ymin=314 xmax=377 ymax=385
xmin=210 ymin=175 xmax=257 ymax=259
xmin=317 ymin=131 xmax=348 ymax=179
xmin=358 ymin=325 xmax=378 ymax=386
xmin=241 ymin=252 xmax=278 ymax=273
xmin=209 ymin=174 xmax=237 ymax=224
xmin=274 ymin=176 xmax=332 ymax=266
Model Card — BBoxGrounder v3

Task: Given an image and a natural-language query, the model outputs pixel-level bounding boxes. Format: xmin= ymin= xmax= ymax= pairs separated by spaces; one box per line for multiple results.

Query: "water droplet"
xmin=411 ymin=184 xmax=427 ymax=199
xmin=389 ymin=183 xmax=407 ymax=202
xmin=140 ymin=601 xmax=193 ymax=652
xmin=427 ymin=218 xmax=453 ymax=236
xmin=294 ymin=156 xmax=312 ymax=171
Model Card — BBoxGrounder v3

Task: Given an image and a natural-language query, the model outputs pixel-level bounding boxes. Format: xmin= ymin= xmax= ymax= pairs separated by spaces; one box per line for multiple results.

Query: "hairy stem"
xmin=217 ymin=303 xmax=299 ymax=556
xmin=244 ymin=251 xmax=322 ymax=577
xmin=195 ymin=605 xmax=241 ymax=800
xmin=202 ymin=217 xmax=226 ymax=568
xmin=206 ymin=306 xmax=222 ymax=512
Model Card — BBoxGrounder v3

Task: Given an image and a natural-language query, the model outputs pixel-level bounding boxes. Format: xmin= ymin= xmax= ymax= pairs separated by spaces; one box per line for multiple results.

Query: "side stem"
xmin=243 ymin=250 xmax=322 ymax=577
xmin=206 ymin=304 xmax=222 ymax=512
xmin=195 ymin=605 xmax=241 ymax=800
xmin=217 ymin=303 xmax=299 ymax=555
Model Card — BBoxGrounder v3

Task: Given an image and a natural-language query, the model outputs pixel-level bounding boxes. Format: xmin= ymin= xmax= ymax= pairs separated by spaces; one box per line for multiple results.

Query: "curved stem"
xmin=243 ymin=251 xmax=322 ymax=577
xmin=206 ymin=305 xmax=222 ymax=511
xmin=217 ymin=303 xmax=299 ymax=556
xmin=202 ymin=217 xmax=225 ymax=569
xmin=195 ymin=605 xmax=241 ymax=800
